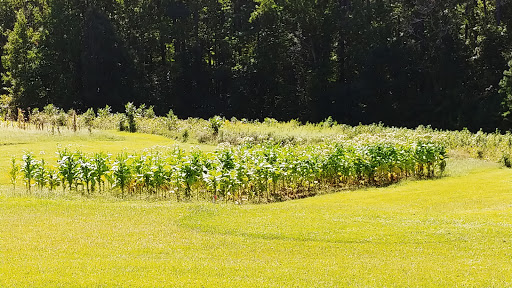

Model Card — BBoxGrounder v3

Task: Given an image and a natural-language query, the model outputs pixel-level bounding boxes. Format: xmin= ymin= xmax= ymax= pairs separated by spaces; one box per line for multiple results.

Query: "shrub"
xmin=182 ymin=129 xmax=189 ymax=142
xmin=166 ymin=109 xmax=178 ymax=130
xmin=143 ymin=105 xmax=156 ymax=118
xmin=68 ymin=109 xmax=78 ymax=132
xmin=209 ymin=116 xmax=223 ymax=136
xmin=97 ymin=105 xmax=112 ymax=118
xmin=43 ymin=104 xmax=60 ymax=133
xmin=82 ymin=108 xmax=95 ymax=133
xmin=322 ymin=116 xmax=335 ymax=128
xmin=501 ymin=153 xmax=512 ymax=168
xmin=125 ymin=102 xmax=137 ymax=133
xmin=119 ymin=114 xmax=127 ymax=131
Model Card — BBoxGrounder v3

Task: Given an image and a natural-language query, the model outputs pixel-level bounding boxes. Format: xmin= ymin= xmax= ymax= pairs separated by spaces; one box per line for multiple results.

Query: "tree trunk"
xmin=496 ymin=0 xmax=502 ymax=25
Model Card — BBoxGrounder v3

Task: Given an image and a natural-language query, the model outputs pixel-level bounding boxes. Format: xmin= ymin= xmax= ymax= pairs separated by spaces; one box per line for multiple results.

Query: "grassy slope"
xmin=0 ymin=128 xmax=511 ymax=287
xmin=1 ymin=169 xmax=511 ymax=286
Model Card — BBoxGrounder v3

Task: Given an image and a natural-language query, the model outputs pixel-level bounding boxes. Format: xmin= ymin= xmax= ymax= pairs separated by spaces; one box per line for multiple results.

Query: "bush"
xmin=501 ymin=153 xmax=512 ymax=168
xmin=209 ymin=116 xmax=223 ymax=135
xmin=166 ymin=109 xmax=178 ymax=130
xmin=125 ymin=102 xmax=137 ymax=133
xmin=82 ymin=108 xmax=95 ymax=133
xmin=322 ymin=116 xmax=335 ymax=128
xmin=182 ymin=129 xmax=190 ymax=142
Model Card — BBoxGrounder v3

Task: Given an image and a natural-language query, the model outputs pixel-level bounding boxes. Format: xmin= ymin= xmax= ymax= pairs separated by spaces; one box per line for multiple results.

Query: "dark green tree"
xmin=2 ymin=8 xmax=44 ymax=108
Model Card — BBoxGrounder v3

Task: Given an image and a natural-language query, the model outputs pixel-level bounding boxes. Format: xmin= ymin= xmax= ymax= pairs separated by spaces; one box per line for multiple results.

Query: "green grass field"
xmin=1 ymin=128 xmax=511 ymax=287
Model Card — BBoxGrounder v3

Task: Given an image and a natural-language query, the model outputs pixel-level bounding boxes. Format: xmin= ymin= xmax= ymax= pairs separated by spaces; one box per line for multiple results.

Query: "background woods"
xmin=1 ymin=0 xmax=512 ymax=131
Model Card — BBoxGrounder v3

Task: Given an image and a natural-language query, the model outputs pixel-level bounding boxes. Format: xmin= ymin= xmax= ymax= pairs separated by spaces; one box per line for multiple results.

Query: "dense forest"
xmin=1 ymin=0 xmax=512 ymax=131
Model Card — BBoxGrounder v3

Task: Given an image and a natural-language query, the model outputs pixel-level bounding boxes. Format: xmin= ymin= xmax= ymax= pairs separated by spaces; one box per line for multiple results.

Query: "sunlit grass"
xmin=1 ymin=167 xmax=511 ymax=287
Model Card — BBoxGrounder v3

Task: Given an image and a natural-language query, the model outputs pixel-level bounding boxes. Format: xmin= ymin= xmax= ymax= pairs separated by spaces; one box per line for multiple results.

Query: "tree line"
xmin=1 ymin=0 xmax=512 ymax=131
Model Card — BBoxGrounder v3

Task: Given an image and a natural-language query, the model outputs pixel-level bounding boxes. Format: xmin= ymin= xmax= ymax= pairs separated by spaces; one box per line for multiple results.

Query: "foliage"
xmin=21 ymin=152 xmax=37 ymax=192
xmin=97 ymin=105 xmax=112 ymax=118
xmin=2 ymin=9 xmax=44 ymax=108
xmin=1 ymin=0 xmax=512 ymax=131
xmin=10 ymin=107 xmax=512 ymax=202
xmin=500 ymin=152 xmax=512 ymax=168
xmin=9 ymin=156 xmax=19 ymax=190
xmin=166 ymin=109 xmax=178 ymax=130
xmin=9 ymin=141 xmax=447 ymax=202
xmin=500 ymin=60 xmax=512 ymax=118
xmin=209 ymin=116 xmax=223 ymax=135
xmin=33 ymin=159 xmax=46 ymax=190
xmin=92 ymin=152 xmax=110 ymax=192
xmin=112 ymin=154 xmax=132 ymax=197
xmin=124 ymin=102 xmax=137 ymax=133
xmin=0 ymin=94 xmax=13 ymax=119
xmin=57 ymin=149 xmax=79 ymax=190
xmin=7 ymin=104 xmax=512 ymax=162
xmin=82 ymin=108 xmax=95 ymax=133
xmin=78 ymin=155 xmax=95 ymax=194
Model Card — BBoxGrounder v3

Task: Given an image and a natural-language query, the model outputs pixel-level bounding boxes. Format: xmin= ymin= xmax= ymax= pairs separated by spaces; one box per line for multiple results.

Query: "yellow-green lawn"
xmin=0 ymin=128 xmax=511 ymax=287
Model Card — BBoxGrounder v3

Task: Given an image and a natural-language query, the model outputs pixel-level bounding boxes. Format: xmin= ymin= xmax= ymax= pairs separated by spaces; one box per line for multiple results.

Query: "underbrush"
xmin=4 ymin=103 xmax=512 ymax=162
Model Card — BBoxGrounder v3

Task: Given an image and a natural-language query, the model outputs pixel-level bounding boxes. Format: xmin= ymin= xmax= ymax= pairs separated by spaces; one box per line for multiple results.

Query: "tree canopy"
xmin=1 ymin=0 xmax=512 ymax=131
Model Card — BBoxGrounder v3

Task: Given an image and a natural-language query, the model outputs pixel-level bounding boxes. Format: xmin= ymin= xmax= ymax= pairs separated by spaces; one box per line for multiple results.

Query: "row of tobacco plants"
xmin=10 ymin=142 xmax=447 ymax=203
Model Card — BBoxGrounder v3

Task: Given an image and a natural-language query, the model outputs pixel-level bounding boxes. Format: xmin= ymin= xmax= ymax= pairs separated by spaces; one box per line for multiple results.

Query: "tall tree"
xmin=38 ymin=0 xmax=83 ymax=109
xmin=3 ymin=8 xmax=44 ymax=108
xmin=81 ymin=7 xmax=135 ymax=110
xmin=1 ymin=0 xmax=512 ymax=131
xmin=0 ymin=0 xmax=15 ymax=97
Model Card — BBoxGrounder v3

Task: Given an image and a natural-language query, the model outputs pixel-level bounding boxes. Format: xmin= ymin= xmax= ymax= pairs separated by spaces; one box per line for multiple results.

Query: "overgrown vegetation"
xmin=3 ymin=103 xmax=512 ymax=161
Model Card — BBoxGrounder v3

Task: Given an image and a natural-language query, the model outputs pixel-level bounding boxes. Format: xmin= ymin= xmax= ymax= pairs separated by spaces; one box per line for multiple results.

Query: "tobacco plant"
xmin=92 ymin=152 xmax=110 ymax=192
xmin=57 ymin=150 xmax=79 ymax=190
xmin=21 ymin=153 xmax=38 ymax=192
xmin=78 ymin=156 xmax=95 ymax=194
xmin=9 ymin=157 xmax=20 ymax=191
xmin=10 ymin=140 xmax=447 ymax=202
xmin=112 ymin=154 xmax=132 ymax=197
xmin=34 ymin=159 xmax=47 ymax=191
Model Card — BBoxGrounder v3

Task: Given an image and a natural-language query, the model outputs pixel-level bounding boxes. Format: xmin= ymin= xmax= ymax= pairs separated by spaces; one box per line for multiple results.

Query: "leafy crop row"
xmin=10 ymin=142 xmax=446 ymax=203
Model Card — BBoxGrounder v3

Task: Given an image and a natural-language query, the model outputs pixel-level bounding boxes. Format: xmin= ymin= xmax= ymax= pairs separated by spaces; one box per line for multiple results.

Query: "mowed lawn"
xmin=0 ymin=128 xmax=511 ymax=287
